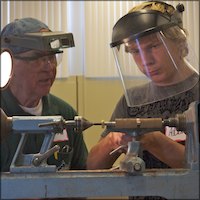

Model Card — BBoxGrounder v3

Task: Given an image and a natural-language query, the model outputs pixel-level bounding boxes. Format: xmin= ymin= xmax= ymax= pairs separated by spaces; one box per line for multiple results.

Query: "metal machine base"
xmin=1 ymin=169 xmax=199 ymax=199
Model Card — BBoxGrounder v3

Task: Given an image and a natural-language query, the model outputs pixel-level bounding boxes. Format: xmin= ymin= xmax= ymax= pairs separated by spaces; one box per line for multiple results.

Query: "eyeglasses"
xmin=14 ymin=51 xmax=63 ymax=66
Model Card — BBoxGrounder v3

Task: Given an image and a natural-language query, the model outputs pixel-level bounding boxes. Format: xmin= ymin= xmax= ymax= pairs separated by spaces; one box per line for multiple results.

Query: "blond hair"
xmin=128 ymin=1 xmax=188 ymax=57
xmin=128 ymin=1 xmax=175 ymax=15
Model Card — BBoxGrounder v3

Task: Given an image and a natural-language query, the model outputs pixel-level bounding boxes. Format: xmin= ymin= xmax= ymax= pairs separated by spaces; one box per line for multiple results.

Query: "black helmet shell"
xmin=110 ymin=10 xmax=181 ymax=48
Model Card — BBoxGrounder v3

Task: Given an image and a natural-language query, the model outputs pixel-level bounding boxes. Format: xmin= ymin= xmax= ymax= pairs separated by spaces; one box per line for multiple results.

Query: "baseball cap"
xmin=1 ymin=17 xmax=50 ymax=54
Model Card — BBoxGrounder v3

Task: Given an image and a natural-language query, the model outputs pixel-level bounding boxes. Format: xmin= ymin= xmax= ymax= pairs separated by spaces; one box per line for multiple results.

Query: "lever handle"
xmin=32 ymin=145 xmax=60 ymax=166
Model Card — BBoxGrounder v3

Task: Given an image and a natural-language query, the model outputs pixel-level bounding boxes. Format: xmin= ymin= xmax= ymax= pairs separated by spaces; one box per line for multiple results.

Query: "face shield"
xmin=110 ymin=8 xmax=199 ymax=107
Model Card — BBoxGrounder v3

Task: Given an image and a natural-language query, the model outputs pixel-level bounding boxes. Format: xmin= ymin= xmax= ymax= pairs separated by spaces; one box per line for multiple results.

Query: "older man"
xmin=1 ymin=17 xmax=88 ymax=172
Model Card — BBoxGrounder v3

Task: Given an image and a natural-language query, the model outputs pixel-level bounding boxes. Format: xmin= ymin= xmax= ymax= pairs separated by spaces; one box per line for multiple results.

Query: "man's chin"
xmin=39 ymin=87 xmax=51 ymax=97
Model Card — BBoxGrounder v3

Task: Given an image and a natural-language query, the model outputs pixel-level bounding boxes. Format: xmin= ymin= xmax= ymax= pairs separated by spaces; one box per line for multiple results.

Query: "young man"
xmin=87 ymin=1 xmax=199 ymax=171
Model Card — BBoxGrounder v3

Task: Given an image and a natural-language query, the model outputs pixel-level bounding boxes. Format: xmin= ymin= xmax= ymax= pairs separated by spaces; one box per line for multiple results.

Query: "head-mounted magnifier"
xmin=1 ymin=32 xmax=75 ymax=89
xmin=1 ymin=31 xmax=75 ymax=52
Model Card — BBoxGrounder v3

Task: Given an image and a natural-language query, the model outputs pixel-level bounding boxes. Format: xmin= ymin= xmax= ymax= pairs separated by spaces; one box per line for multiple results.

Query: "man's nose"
xmin=42 ymin=56 xmax=56 ymax=69
xmin=42 ymin=55 xmax=51 ymax=63
xmin=141 ymin=50 xmax=155 ymax=66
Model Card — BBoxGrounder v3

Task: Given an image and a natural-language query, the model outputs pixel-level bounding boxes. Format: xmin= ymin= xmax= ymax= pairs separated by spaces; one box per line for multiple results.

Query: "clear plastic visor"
xmin=112 ymin=29 xmax=199 ymax=107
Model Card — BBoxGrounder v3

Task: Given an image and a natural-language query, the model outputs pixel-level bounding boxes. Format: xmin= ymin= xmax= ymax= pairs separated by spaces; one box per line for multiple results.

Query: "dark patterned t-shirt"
xmin=102 ymin=74 xmax=199 ymax=169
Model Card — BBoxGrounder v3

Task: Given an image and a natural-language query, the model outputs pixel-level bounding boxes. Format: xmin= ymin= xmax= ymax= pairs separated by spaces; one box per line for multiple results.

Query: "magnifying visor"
xmin=13 ymin=50 xmax=63 ymax=66
xmin=1 ymin=31 xmax=74 ymax=67
xmin=1 ymin=31 xmax=75 ymax=52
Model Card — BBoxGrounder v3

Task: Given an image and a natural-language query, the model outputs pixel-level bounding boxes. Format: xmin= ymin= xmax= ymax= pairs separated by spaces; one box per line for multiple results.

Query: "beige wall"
xmin=50 ymin=76 xmax=124 ymax=151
